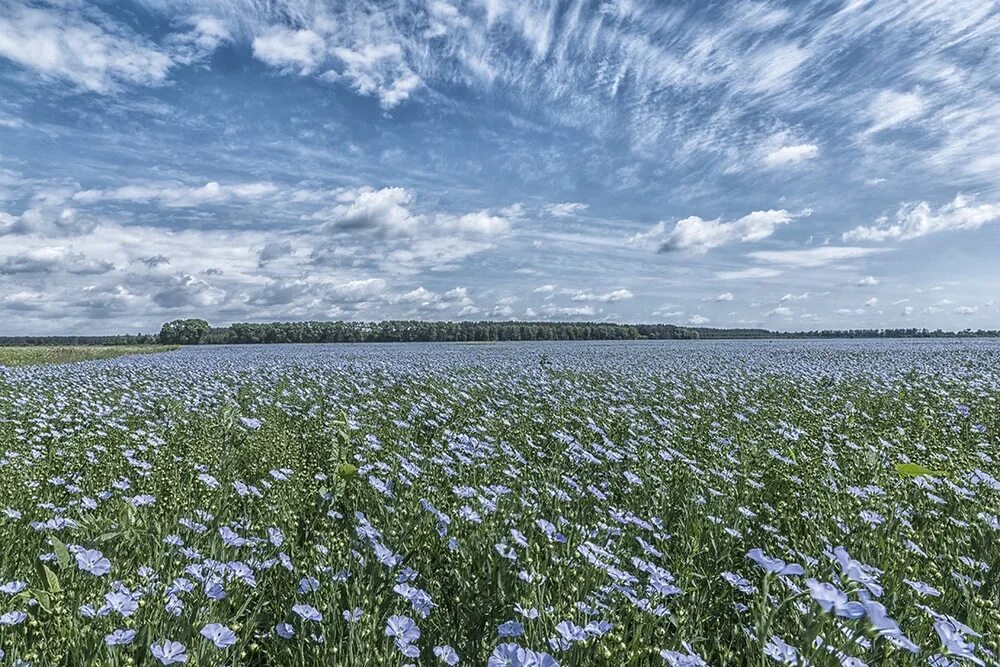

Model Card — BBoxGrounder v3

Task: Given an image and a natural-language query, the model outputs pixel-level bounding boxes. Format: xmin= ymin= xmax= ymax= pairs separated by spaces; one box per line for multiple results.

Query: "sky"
xmin=1 ymin=0 xmax=998 ymax=335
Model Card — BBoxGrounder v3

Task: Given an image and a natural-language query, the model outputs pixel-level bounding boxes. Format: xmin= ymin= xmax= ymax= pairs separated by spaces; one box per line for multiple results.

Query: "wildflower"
xmin=498 ymin=620 xmax=525 ymax=637
xmin=934 ymin=619 xmax=984 ymax=666
xmin=276 ymin=623 xmax=295 ymax=639
xmin=863 ymin=600 xmax=919 ymax=653
xmin=76 ymin=548 xmax=111 ymax=576
xmin=0 ymin=611 xmax=27 ymax=625
xmin=904 ymin=579 xmax=941 ymax=597
xmin=343 ymin=607 xmax=363 ymax=623
xmin=833 ymin=547 xmax=882 ymax=597
xmin=298 ymin=576 xmax=320 ymax=593
xmin=555 ymin=621 xmax=587 ymax=643
xmin=747 ymin=549 xmax=804 ymax=576
xmin=103 ymin=590 xmax=139 ymax=617
xmin=660 ymin=643 xmax=709 ymax=666
xmin=105 ymin=629 xmax=136 ymax=646
xmin=293 ymin=603 xmax=322 ymax=622
xmin=0 ymin=581 xmax=27 ymax=595
xmin=200 ymin=623 xmax=237 ymax=649
xmin=150 ymin=640 xmax=188 ymax=665
xmin=763 ymin=636 xmax=800 ymax=664
xmin=434 ymin=645 xmax=460 ymax=665
xmin=386 ymin=614 xmax=421 ymax=647
xmin=804 ymin=579 xmax=865 ymax=619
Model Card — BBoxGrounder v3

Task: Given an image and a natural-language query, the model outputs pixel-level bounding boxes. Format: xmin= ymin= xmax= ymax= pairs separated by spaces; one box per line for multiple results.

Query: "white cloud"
xmin=541 ymin=304 xmax=597 ymax=318
xmin=856 ymin=275 xmax=880 ymax=286
xmin=328 ymin=43 xmax=422 ymax=108
xmin=394 ymin=285 xmax=473 ymax=311
xmin=778 ymin=292 xmax=809 ymax=302
xmin=714 ymin=267 xmax=783 ymax=280
xmin=0 ymin=4 xmax=172 ymax=93
xmin=766 ymin=306 xmax=793 ymax=317
xmin=632 ymin=209 xmax=795 ymax=254
xmin=0 ymin=246 xmax=114 ymax=275
xmin=687 ymin=314 xmax=710 ymax=325
xmin=252 ymin=27 xmax=326 ymax=74
xmin=320 ymin=187 xmax=419 ymax=235
xmin=167 ymin=16 xmax=231 ymax=65
xmin=545 ymin=202 xmax=589 ymax=217
xmin=843 ymin=194 xmax=1000 ymax=242
xmin=438 ymin=211 xmax=510 ymax=235
xmin=570 ymin=289 xmax=633 ymax=303
xmin=865 ymin=90 xmax=925 ymax=134
xmin=955 ymin=305 xmax=978 ymax=315
xmin=152 ymin=274 xmax=226 ymax=308
xmin=762 ymin=143 xmax=819 ymax=167
xmin=713 ymin=292 xmax=734 ymax=302
xmin=73 ymin=181 xmax=277 ymax=208
xmin=748 ymin=246 xmax=889 ymax=268
xmin=901 ymin=305 xmax=914 ymax=316
xmin=865 ymin=297 xmax=879 ymax=307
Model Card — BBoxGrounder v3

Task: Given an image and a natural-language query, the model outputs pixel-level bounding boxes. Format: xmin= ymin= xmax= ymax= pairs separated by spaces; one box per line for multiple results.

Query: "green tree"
xmin=158 ymin=319 xmax=211 ymax=345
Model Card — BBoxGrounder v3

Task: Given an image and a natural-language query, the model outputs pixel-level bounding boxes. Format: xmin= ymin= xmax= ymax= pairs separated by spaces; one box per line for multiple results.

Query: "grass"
xmin=0 ymin=345 xmax=179 ymax=367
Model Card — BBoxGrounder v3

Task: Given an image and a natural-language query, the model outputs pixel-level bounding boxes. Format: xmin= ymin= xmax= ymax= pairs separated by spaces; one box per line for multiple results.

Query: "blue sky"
xmin=1 ymin=0 xmax=998 ymax=334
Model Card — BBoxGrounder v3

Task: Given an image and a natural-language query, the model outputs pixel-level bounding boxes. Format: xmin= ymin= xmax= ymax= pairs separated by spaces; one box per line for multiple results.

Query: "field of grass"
xmin=0 ymin=346 xmax=178 ymax=367
xmin=0 ymin=341 xmax=997 ymax=666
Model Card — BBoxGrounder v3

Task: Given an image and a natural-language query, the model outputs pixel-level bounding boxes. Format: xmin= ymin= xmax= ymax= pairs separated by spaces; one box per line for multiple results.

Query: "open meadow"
xmin=0 ymin=340 xmax=997 ymax=666
xmin=0 ymin=347 xmax=179 ymax=368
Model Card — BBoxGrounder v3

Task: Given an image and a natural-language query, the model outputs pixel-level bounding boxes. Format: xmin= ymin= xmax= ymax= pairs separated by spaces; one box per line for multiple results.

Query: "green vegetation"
xmin=0 ymin=342 xmax=996 ymax=665
xmin=0 ymin=346 xmax=178 ymax=367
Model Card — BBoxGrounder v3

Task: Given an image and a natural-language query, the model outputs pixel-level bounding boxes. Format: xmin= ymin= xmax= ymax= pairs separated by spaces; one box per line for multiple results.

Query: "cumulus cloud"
xmin=955 ymin=305 xmax=978 ymax=315
xmin=762 ymin=143 xmax=819 ymax=167
xmin=632 ymin=209 xmax=796 ymax=254
xmin=0 ymin=247 xmax=114 ymax=275
xmin=856 ymin=275 xmax=880 ymax=286
xmin=152 ymin=274 xmax=226 ymax=308
xmin=569 ymin=289 xmax=633 ymax=303
xmin=687 ymin=314 xmax=710 ymax=325
xmin=320 ymin=187 xmax=419 ymax=235
xmin=766 ymin=306 xmax=793 ymax=317
xmin=748 ymin=246 xmax=889 ymax=268
xmin=0 ymin=4 xmax=173 ymax=93
xmin=395 ymin=285 xmax=473 ymax=312
xmin=252 ymin=27 xmax=326 ymax=74
xmin=842 ymin=194 xmax=1000 ymax=242
xmin=257 ymin=241 xmax=295 ymax=266
xmin=541 ymin=304 xmax=598 ymax=318
xmin=713 ymin=292 xmax=734 ymax=302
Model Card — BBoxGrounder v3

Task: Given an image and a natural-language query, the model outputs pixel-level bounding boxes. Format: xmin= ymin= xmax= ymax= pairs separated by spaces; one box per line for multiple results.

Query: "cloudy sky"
xmin=1 ymin=0 xmax=998 ymax=334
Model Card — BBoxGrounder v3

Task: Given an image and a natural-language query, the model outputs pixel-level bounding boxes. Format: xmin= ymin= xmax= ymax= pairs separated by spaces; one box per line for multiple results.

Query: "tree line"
xmin=3 ymin=320 xmax=998 ymax=347
xmin=157 ymin=319 xmax=698 ymax=344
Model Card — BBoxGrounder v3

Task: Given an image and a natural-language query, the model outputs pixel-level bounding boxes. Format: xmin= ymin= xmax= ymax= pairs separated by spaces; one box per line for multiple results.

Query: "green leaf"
xmin=50 ymin=535 xmax=71 ymax=570
xmin=337 ymin=463 xmax=358 ymax=480
xmin=34 ymin=589 xmax=51 ymax=611
xmin=34 ymin=560 xmax=62 ymax=593
xmin=894 ymin=462 xmax=947 ymax=478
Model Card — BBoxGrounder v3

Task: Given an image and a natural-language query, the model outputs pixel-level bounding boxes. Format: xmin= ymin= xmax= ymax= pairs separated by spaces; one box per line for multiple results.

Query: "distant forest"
xmin=2 ymin=318 xmax=999 ymax=346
